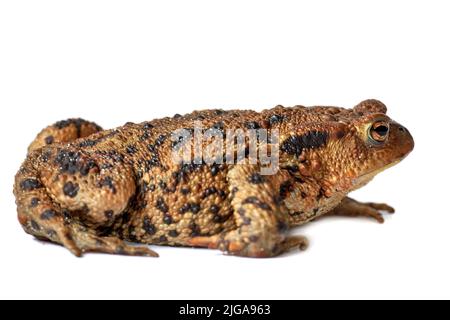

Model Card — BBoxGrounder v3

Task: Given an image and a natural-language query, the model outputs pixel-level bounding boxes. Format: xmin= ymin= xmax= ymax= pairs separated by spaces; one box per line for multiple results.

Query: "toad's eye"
xmin=369 ymin=121 xmax=389 ymax=143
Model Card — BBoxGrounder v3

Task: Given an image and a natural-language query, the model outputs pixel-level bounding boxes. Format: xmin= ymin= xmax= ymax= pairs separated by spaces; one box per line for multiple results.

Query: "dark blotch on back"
xmin=104 ymin=210 xmax=114 ymax=220
xmin=55 ymin=150 xmax=81 ymax=174
xmin=63 ymin=181 xmax=79 ymax=198
xmin=40 ymin=209 xmax=57 ymax=220
xmin=30 ymin=197 xmax=40 ymax=208
xmin=99 ymin=177 xmax=116 ymax=194
xmin=280 ymin=131 xmax=328 ymax=156
xmin=168 ymin=230 xmax=179 ymax=237
xmin=156 ymin=197 xmax=169 ymax=213
xmin=245 ymin=121 xmax=261 ymax=129
xmin=249 ymin=173 xmax=264 ymax=184
xmin=268 ymin=114 xmax=285 ymax=126
xmin=242 ymin=196 xmax=271 ymax=211
xmin=20 ymin=178 xmax=42 ymax=191
xmin=45 ymin=136 xmax=54 ymax=145
xmin=54 ymin=118 xmax=88 ymax=137
xmin=143 ymin=216 xmax=157 ymax=235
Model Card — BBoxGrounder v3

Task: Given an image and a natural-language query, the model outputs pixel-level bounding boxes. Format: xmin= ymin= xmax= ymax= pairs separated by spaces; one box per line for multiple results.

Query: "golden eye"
xmin=369 ymin=121 xmax=389 ymax=143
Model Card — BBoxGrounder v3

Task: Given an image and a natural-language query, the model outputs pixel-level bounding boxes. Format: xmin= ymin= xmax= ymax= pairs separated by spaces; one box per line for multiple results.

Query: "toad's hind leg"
xmin=189 ymin=165 xmax=308 ymax=257
xmin=14 ymin=152 xmax=157 ymax=257
xmin=16 ymin=118 xmax=158 ymax=257
xmin=27 ymin=118 xmax=103 ymax=153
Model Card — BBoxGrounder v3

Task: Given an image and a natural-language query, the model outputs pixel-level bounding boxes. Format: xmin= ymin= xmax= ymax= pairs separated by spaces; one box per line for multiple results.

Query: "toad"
xmin=13 ymin=99 xmax=414 ymax=257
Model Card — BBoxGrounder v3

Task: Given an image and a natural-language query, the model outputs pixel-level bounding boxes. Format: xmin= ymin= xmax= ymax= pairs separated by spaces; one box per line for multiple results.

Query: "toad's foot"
xmin=68 ymin=226 xmax=159 ymax=257
xmin=189 ymin=234 xmax=308 ymax=258
xmin=34 ymin=221 xmax=159 ymax=257
xmin=322 ymin=197 xmax=395 ymax=224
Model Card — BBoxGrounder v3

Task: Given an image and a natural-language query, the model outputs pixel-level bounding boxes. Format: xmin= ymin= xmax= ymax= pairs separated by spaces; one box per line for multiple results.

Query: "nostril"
xmin=398 ymin=126 xmax=406 ymax=132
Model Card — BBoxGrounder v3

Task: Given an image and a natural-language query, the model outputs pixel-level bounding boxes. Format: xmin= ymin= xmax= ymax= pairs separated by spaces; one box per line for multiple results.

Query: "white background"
xmin=0 ymin=0 xmax=449 ymax=300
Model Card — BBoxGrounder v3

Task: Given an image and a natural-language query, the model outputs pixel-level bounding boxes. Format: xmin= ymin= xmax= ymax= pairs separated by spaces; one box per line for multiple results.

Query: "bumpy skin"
xmin=13 ymin=100 xmax=414 ymax=258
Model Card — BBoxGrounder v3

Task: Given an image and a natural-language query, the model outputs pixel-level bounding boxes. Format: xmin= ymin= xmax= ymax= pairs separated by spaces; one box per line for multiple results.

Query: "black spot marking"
xmin=104 ymin=210 xmax=114 ymax=220
xmin=277 ymin=220 xmax=289 ymax=233
xmin=178 ymin=203 xmax=189 ymax=214
xmin=336 ymin=130 xmax=345 ymax=139
xmin=242 ymin=196 xmax=271 ymax=211
xmin=148 ymin=184 xmax=156 ymax=192
xmin=179 ymin=202 xmax=201 ymax=214
xmin=242 ymin=217 xmax=251 ymax=225
xmin=45 ymin=136 xmax=54 ymax=145
xmin=55 ymin=150 xmax=81 ymax=174
xmin=30 ymin=220 xmax=40 ymax=231
xmin=40 ymin=209 xmax=57 ymax=220
xmin=279 ymin=180 xmax=293 ymax=199
xmin=80 ymin=159 xmax=97 ymax=176
xmin=211 ymin=121 xmax=225 ymax=133
xmin=168 ymin=230 xmax=179 ymax=237
xmin=268 ymin=114 xmax=285 ymax=126
xmin=156 ymin=197 xmax=169 ymax=213
xmin=20 ymin=179 xmax=42 ymax=191
xmin=210 ymin=164 xmax=221 ymax=176
xmin=147 ymin=144 xmax=156 ymax=153
xmin=54 ymin=118 xmax=87 ymax=137
xmin=190 ymin=203 xmax=201 ymax=214
xmin=190 ymin=223 xmax=201 ymax=236
xmin=163 ymin=215 xmax=173 ymax=225
xmin=78 ymin=139 xmax=97 ymax=147
xmin=63 ymin=181 xmax=79 ymax=198
xmin=280 ymin=131 xmax=328 ymax=156
xmin=99 ymin=177 xmax=116 ymax=194
xmin=41 ymin=151 xmax=52 ymax=163
xmin=209 ymin=205 xmax=220 ymax=214
xmin=155 ymin=134 xmax=166 ymax=146
xmin=159 ymin=180 xmax=167 ymax=190
xmin=181 ymin=187 xmax=191 ymax=195
xmin=285 ymin=165 xmax=299 ymax=174
xmin=147 ymin=156 xmax=161 ymax=168
xmin=237 ymin=207 xmax=246 ymax=216
xmin=143 ymin=123 xmax=154 ymax=130
xmin=173 ymin=113 xmax=182 ymax=119
xmin=140 ymin=131 xmax=150 ymax=141
xmin=159 ymin=235 xmax=168 ymax=242
xmin=245 ymin=121 xmax=261 ymax=129
xmin=47 ymin=229 xmax=57 ymax=238
xmin=30 ymin=197 xmax=40 ymax=208
xmin=218 ymin=189 xmax=227 ymax=199
xmin=143 ymin=217 xmax=156 ymax=235
xmin=249 ymin=173 xmax=264 ymax=184
xmin=126 ymin=145 xmax=138 ymax=154
xmin=203 ymin=187 xmax=217 ymax=198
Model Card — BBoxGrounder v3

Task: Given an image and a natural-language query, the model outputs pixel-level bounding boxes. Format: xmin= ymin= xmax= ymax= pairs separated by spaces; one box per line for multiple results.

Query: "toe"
xmin=367 ymin=202 xmax=395 ymax=213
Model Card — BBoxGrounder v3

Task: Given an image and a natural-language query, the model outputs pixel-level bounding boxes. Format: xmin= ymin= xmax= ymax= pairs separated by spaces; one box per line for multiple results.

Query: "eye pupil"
xmin=374 ymin=125 xmax=388 ymax=136
xmin=369 ymin=122 xmax=389 ymax=143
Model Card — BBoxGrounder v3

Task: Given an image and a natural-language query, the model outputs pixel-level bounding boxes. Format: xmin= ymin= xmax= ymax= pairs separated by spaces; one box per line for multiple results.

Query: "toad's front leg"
xmin=321 ymin=197 xmax=395 ymax=223
xmin=189 ymin=165 xmax=308 ymax=257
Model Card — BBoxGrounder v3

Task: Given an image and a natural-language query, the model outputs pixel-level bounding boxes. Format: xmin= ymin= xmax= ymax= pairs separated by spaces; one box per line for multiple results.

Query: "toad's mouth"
xmin=351 ymin=159 xmax=403 ymax=189
xmin=359 ymin=159 xmax=403 ymax=182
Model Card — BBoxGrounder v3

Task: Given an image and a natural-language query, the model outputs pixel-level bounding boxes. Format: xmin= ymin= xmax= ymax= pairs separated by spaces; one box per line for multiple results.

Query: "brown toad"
xmin=13 ymin=99 xmax=414 ymax=257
